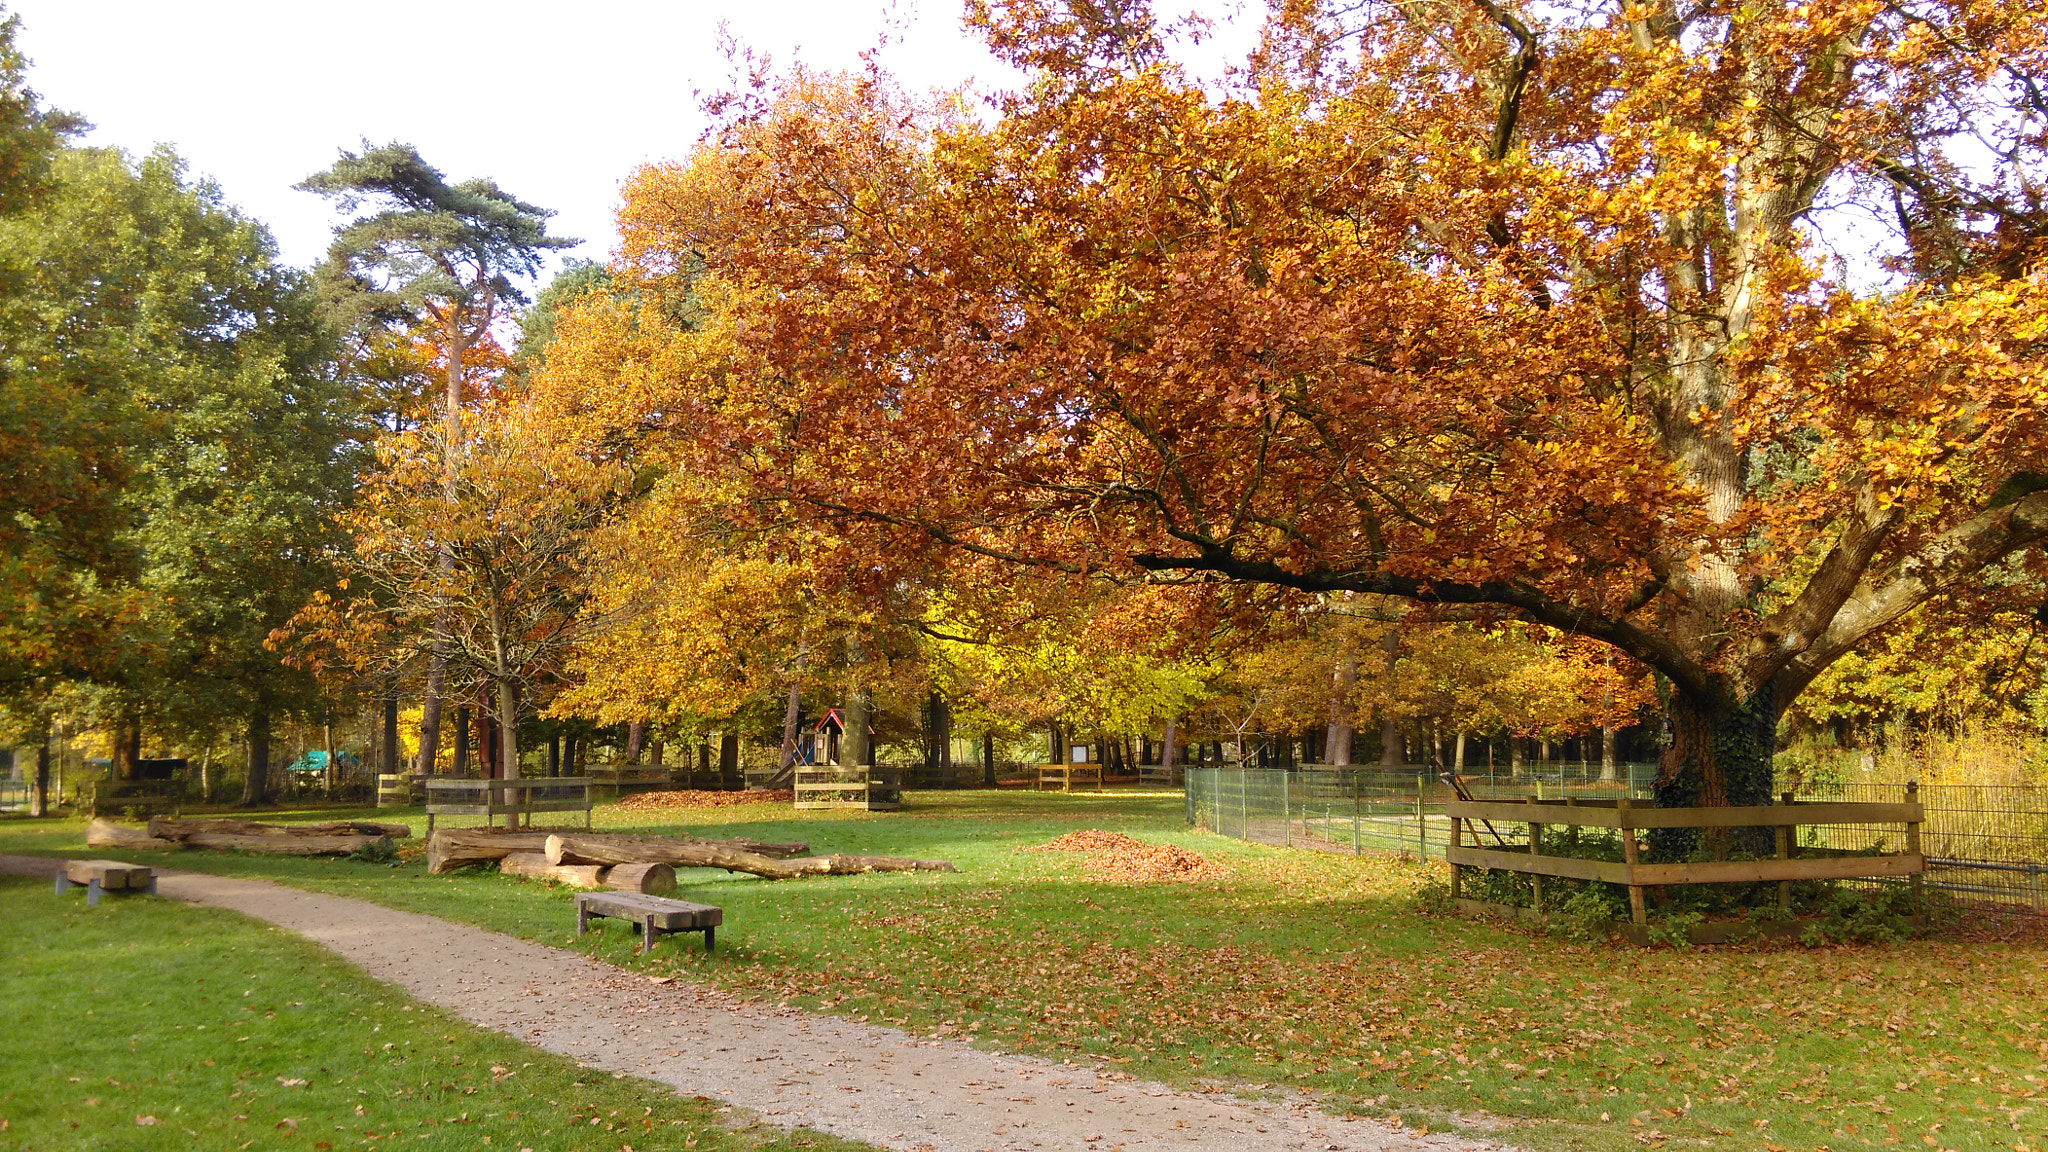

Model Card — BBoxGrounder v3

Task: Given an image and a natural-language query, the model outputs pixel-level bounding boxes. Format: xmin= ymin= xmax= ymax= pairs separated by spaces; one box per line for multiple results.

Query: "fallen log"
xmin=150 ymin=816 xmax=412 ymax=840
xmin=545 ymin=834 xmax=954 ymax=880
xmin=498 ymin=852 xmax=608 ymax=888
xmin=603 ymin=861 xmax=677 ymax=895
xmin=778 ymin=855 xmax=960 ymax=877
xmin=86 ymin=818 xmax=180 ymax=851
xmin=427 ymin=829 xmax=804 ymax=875
xmin=427 ymin=830 xmax=553 ymax=874
xmin=180 ymin=832 xmax=387 ymax=856
xmin=540 ymin=834 xmax=811 ymax=868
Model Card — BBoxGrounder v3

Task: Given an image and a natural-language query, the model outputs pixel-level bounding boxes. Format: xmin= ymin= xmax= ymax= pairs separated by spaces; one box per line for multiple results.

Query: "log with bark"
xmin=498 ymin=852 xmax=608 ymax=888
xmin=85 ymin=818 xmax=180 ymax=851
xmin=427 ymin=830 xmax=554 ymax=874
xmin=603 ymin=861 xmax=678 ymax=895
xmin=179 ymin=832 xmax=390 ymax=856
xmin=495 ymin=854 xmax=676 ymax=893
xmin=427 ymin=829 xmax=809 ymax=874
xmin=150 ymin=816 xmax=412 ymax=840
xmin=544 ymin=834 xmax=955 ymax=880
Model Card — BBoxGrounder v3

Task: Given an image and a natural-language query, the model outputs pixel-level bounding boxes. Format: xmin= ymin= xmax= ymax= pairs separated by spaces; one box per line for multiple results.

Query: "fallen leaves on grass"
xmin=614 ymin=789 xmax=794 ymax=812
xmin=1028 ymin=830 xmax=1228 ymax=882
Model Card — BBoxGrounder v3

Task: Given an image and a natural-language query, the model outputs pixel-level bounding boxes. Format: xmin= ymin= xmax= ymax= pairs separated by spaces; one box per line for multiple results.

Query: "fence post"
xmin=1283 ymin=771 xmax=1291 ymax=848
xmin=1239 ymin=768 xmax=1247 ymax=840
xmin=1526 ymin=794 xmax=1543 ymax=911
xmin=1905 ymin=780 xmax=1923 ymax=904
xmin=1776 ymin=791 xmax=1794 ymax=911
xmin=1449 ymin=810 xmax=1464 ymax=901
xmin=1619 ymin=796 xmax=1645 ymax=927
xmin=1417 ymin=773 xmax=1427 ymax=860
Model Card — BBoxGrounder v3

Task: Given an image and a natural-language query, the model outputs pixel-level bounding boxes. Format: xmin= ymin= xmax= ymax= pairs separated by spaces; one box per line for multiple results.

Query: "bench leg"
xmin=703 ymin=926 xmax=714 ymax=954
xmin=577 ymin=903 xmax=589 ymax=936
xmin=147 ymin=876 xmax=158 ymax=896
xmin=643 ymin=916 xmax=656 ymax=952
xmin=55 ymin=873 xmax=69 ymax=895
xmin=87 ymin=878 xmax=101 ymax=907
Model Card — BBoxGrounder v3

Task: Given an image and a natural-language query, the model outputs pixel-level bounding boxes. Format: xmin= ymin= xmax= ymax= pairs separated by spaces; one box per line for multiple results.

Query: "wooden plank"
xmin=65 ymin=859 xmax=152 ymax=889
xmin=1445 ymin=800 xmax=1622 ymax=828
xmin=1622 ymin=802 xmax=1922 ymax=829
xmin=1445 ymin=845 xmax=1633 ymax=884
xmin=1631 ymin=853 xmax=1924 ymax=885
xmin=1443 ymin=799 xmax=1922 ymax=829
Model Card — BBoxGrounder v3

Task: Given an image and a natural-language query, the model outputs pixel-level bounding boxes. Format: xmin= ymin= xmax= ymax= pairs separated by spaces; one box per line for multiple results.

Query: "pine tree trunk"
xmin=1601 ymin=725 xmax=1618 ymax=782
xmin=626 ymin=721 xmax=645 ymax=764
xmin=453 ymin=706 xmax=469 ymax=776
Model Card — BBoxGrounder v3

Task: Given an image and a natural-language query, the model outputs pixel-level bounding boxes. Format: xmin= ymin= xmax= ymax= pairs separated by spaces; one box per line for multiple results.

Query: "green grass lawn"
xmin=5 ymin=791 xmax=2046 ymax=1152
xmin=0 ymin=873 xmax=871 ymax=1152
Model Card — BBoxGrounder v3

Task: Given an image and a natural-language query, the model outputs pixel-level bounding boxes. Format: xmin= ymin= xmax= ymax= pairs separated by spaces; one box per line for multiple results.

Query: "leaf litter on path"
xmin=1028 ymin=829 xmax=1229 ymax=882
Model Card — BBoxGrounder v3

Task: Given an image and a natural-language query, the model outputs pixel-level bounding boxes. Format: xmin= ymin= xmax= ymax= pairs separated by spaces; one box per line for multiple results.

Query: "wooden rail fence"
xmin=1446 ymin=786 xmax=1926 ymax=938
xmin=424 ymin=777 xmax=594 ymax=832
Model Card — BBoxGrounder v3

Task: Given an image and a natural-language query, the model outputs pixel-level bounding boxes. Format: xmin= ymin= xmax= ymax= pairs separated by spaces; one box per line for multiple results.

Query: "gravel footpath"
xmin=4 ymin=854 xmax=1520 ymax=1152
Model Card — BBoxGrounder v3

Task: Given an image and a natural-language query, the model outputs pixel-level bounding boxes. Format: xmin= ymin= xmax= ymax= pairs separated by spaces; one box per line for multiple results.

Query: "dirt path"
xmin=4 ymin=855 xmax=1517 ymax=1152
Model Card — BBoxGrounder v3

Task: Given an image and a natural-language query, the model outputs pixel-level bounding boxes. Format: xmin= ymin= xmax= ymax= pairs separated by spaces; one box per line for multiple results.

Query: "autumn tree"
xmin=300 ymin=143 xmax=574 ymax=780
xmin=593 ymin=5 xmax=2048 ymax=840
xmin=334 ymin=391 xmax=623 ymax=820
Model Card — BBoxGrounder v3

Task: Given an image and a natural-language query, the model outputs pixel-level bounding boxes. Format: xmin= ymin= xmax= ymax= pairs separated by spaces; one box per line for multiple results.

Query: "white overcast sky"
xmin=11 ymin=0 xmax=1252 ymax=281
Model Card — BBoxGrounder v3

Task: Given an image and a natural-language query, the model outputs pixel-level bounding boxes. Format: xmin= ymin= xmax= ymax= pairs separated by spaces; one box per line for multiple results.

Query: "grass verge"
xmin=5 ymin=792 xmax=2046 ymax=1152
xmin=0 ymin=874 xmax=871 ymax=1152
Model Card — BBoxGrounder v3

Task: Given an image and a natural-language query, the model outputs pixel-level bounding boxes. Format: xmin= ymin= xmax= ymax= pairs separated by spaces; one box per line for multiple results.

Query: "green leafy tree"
xmin=3 ymin=144 xmax=359 ymax=801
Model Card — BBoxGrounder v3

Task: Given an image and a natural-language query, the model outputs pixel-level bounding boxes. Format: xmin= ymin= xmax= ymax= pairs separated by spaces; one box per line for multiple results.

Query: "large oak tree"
xmin=566 ymin=0 xmax=2048 ymax=827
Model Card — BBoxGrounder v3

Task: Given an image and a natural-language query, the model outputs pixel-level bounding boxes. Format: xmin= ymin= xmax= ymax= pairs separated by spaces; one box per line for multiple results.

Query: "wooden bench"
xmin=575 ymin=891 xmax=721 ymax=953
xmin=56 ymin=859 xmax=156 ymax=906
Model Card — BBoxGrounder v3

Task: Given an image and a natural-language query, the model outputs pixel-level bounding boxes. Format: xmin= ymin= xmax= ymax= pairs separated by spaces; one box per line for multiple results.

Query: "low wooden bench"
xmin=575 ymin=891 xmax=721 ymax=953
xmin=56 ymin=859 xmax=156 ymax=906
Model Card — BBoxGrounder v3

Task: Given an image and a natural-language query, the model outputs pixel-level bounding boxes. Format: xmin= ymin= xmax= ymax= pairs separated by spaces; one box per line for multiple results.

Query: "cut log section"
xmin=426 ymin=830 xmax=555 ymax=874
xmin=498 ymin=852 xmax=608 ymax=888
xmin=603 ymin=861 xmax=677 ymax=895
xmin=545 ymin=834 xmax=955 ymax=880
xmin=86 ymin=819 xmax=180 ymax=851
xmin=150 ymin=817 xmax=411 ymax=840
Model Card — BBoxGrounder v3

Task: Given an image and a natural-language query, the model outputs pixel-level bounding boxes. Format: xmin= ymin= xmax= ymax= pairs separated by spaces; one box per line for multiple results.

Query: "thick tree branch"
xmin=1130 ymin=545 xmax=1718 ymax=701
xmin=1774 ymin=489 xmax=2048 ymax=700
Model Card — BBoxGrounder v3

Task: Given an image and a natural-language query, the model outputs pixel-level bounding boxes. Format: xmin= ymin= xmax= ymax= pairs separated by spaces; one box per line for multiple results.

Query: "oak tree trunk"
xmin=30 ymin=720 xmax=50 ymax=817
xmin=380 ymin=693 xmax=399 ymax=777
xmin=1651 ymin=688 xmax=1780 ymax=858
xmin=238 ymin=701 xmax=271 ymax=807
